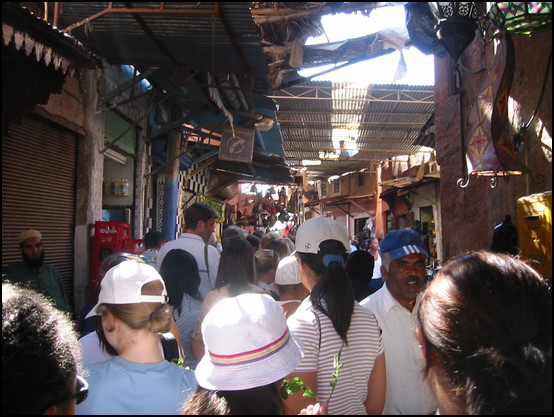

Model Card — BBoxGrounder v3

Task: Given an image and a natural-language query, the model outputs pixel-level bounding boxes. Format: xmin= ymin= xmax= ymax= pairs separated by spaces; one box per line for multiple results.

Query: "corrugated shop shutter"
xmin=2 ymin=115 xmax=77 ymax=311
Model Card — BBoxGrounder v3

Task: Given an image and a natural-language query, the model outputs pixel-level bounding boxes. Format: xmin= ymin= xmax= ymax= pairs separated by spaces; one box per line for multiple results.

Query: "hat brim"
xmin=384 ymin=245 xmax=428 ymax=260
xmin=195 ymin=332 xmax=304 ymax=391
xmin=85 ymin=303 xmax=101 ymax=319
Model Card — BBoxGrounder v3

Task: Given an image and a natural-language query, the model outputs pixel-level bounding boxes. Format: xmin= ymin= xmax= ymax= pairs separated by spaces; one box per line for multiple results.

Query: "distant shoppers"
xmin=221 ymin=224 xmax=247 ymax=249
xmin=246 ymin=233 xmax=262 ymax=253
xmin=252 ymin=229 xmax=265 ymax=240
xmin=285 ymin=217 xmax=386 ymax=415
xmin=360 ymin=229 xmax=438 ymax=415
xmin=285 ymin=226 xmax=297 ymax=243
xmin=3 ymin=229 xmax=71 ymax=313
xmin=143 ymin=230 xmax=164 ymax=267
xmin=261 ymin=230 xmax=281 ymax=249
xmin=417 ymin=251 xmax=552 ymax=415
xmin=268 ymin=237 xmax=293 ymax=260
xmin=3 ymin=282 xmax=85 ymax=415
xmin=157 ymin=203 xmax=221 ymax=299
xmin=76 ymin=260 xmax=197 ymax=414
xmin=181 ymin=293 xmax=304 ymax=414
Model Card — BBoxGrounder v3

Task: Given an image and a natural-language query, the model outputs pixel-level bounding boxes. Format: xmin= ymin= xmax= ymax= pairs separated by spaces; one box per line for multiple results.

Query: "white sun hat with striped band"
xmin=195 ymin=293 xmax=304 ymax=391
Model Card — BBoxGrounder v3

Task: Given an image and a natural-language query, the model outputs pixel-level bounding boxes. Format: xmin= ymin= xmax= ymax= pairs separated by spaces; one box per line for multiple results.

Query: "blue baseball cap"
xmin=379 ymin=229 xmax=428 ymax=260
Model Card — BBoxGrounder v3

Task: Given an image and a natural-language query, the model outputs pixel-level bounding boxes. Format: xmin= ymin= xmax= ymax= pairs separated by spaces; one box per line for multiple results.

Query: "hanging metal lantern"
xmin=487 ymin=2 xmax=552 ymax=36
xmin=433 ymin=2 xmax=481 ymax=62
xmin=465 ymin=34 xmax=529 ymax=180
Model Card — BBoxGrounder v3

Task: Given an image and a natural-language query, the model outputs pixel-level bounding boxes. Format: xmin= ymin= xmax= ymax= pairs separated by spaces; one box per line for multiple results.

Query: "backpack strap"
xmin=204 ymin=243 xmax=214 ymax=289
xmin=312 ymin=309 xmax=322 ymax=351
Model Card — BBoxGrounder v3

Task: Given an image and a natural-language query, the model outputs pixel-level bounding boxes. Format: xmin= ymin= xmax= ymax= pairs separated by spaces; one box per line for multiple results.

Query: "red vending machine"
xmin=91 ymin=221 xmax=131 ymax=299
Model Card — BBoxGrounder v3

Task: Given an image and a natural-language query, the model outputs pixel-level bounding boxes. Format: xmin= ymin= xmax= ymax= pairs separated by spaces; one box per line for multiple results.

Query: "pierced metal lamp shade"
xmin=487 ymin=2 xmax=552 ymax=35
xmin=434 ymin=2 xmax=480 ymax=61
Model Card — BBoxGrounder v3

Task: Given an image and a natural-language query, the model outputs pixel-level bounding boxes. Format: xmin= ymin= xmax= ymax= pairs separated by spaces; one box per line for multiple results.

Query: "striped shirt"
xmin=287 ymin=298 xmax=384 ymax=415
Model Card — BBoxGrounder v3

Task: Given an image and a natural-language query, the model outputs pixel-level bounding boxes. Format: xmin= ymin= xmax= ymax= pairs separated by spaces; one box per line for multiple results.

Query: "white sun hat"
xmin=195 ymin=293 xmax=303 ymax=391
xmin=86 ymin=260 xmax=168 ymax=318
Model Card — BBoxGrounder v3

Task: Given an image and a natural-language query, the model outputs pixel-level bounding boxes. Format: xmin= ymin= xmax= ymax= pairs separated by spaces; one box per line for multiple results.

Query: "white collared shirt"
xmin=157 ymin=233 xmax=220 ymax=299
xmin=360 ymin=284 xmax=438 ymax=415
xmin=372 ymin=252 xmax=382 ymax=279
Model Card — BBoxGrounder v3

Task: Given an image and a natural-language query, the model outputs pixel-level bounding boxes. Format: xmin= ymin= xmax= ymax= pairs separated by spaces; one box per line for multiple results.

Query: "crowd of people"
xmin=2 ymin=202 xmax=552 ymax=415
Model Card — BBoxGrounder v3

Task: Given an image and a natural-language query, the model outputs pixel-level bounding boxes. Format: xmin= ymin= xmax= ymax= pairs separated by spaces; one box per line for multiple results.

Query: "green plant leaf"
xmin=281 ymin=378 xmax=320 ymax=402
xmin=281 ymin=343 xmax=344 ymax=403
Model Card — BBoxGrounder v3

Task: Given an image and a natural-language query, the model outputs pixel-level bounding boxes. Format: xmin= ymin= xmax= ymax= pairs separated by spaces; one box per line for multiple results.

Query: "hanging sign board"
xmin=219 ymin=126 xmax=255 ymax=163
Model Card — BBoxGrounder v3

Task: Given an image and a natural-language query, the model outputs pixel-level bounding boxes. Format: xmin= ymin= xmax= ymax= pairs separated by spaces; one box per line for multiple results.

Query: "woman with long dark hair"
xmin=284 ymin=217 xmax=386 ymax=414
xmin=159 ymin=249 xmax=203 ymax=369
xmin=191 ymin=238 xmax=265 ymax=361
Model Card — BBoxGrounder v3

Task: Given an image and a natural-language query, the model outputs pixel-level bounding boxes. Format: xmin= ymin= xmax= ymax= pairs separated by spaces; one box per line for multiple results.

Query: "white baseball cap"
xmin=275 ymin=255 xmax=301 ymax=285
xmin=295 ymin=217 xmax=351 ymax=255
xmin=86 ymin=260 xmax=168 ymax=318
xmin=195 ymin=293 xmax=303 ymax=391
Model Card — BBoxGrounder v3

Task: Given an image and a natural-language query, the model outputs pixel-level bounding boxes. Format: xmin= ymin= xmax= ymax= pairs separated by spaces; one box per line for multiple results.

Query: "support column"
xmin=375 ymin=164 xmax=384 ymax=239
xmin=161 ymin=104 xmax=182 ymax=241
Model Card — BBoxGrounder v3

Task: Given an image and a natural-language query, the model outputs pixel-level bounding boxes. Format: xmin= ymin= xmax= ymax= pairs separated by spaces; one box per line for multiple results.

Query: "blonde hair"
xmin=254 ymin=249 xmax=280 ymax=280
xmin=261 ymin=231 xmax=280 ymax=249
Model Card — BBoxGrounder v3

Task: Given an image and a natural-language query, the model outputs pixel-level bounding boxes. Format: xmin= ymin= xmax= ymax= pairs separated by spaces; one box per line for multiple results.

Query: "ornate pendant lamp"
xmin=487 ymin=2 xmax=552 ymax=36
xmin=434 ymin=2 xmax=480 ymax=62
xmin=433 ymin=2 xmax=543 ymax=188
xmin=465 ymin=34 xmax=530 ymax=182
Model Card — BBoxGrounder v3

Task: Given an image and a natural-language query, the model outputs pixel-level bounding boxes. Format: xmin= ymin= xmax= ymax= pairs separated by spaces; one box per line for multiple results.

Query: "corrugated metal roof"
xmin=25 ymin=2 xmax=436 ymax=183
xmin=269 ymin=80 xmax=434 ymax=180
xmin=52 ymin=2 xmax=272 ymax=96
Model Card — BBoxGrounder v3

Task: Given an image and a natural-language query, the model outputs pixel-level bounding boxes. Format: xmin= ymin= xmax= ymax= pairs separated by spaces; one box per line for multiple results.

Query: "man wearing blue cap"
xmin=360 ymin=229 xmax=437 ymax=415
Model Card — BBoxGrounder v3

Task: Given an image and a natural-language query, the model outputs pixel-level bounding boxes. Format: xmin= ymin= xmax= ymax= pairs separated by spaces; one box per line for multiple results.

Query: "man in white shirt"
xmin=360 ymin=229 xmax=438 ymax=415
xmin=157 ymin=203 xmax=220 ymax=299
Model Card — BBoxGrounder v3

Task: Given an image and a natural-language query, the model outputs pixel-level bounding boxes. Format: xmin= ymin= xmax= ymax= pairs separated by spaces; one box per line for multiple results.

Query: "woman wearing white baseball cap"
xmin=284 ymin=217 xmax=386 ymax=415
xmin=76 ymin=260 xmax=197 ymax=415
xmin=181 ymin=293 xmax=304 ymax=414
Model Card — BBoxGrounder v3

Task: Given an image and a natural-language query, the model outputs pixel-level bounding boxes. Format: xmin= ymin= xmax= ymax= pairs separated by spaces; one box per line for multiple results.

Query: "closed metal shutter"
xmin=2 ymin=115 xmax=77 ymax=311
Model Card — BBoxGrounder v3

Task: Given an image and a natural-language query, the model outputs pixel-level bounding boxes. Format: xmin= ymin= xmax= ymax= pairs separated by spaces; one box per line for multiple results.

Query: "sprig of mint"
xmin=280 ymin=376 xmax=321 ymax=402
xmin=281 ymin=342 xmax=344 ymax=403
xmin=170 ymin=357 xmax=186 ymax=368
xmin=328 ymin=342 xmax=344 ymax=401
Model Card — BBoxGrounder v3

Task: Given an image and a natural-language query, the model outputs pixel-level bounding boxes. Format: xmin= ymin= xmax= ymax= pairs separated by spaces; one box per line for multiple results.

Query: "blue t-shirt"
xmin=77 ymin=356 xmax=197 ymax=415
